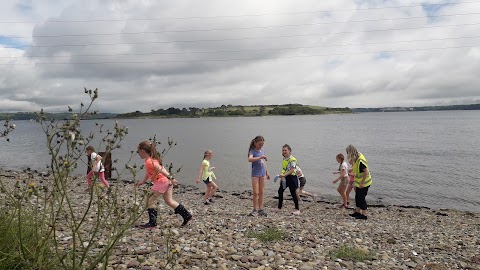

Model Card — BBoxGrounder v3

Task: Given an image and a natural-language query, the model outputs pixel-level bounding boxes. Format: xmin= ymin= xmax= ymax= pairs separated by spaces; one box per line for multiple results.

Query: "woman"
xmin=346 ymin=145 xmax=372 ymax=220
xmin=276 ymin=144 xmax=301 ymax=215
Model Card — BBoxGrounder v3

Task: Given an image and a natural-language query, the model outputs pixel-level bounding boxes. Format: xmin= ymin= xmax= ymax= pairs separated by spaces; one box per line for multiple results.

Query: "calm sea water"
xmin=1 ymin=111 xmax=479 ymax=212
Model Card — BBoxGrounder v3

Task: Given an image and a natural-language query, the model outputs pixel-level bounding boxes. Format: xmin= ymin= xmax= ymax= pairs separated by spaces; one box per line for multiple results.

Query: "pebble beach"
xmin=1 ymin=169 xmax=480 ymax=270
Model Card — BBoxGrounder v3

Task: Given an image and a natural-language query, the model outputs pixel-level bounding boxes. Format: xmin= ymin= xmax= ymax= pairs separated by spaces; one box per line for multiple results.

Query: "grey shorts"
xmin=299 ymin=176 xmax=306 ymax=188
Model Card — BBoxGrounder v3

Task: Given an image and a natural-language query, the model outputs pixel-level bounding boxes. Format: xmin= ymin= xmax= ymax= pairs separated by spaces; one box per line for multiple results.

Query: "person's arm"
xmin=156 ymin=164 xmax=177 ymax=185
xmin=93 ymin=155 xmax=102 ymax=170
xmin=280 ymin=162 xmax=295 ymax=178
xmin=135 ymin=173 xmax=149 ymax=187
xmin=248 ymin=154 xmax=267 ymax=162
xmin=360 ymin=167 xmax=369 ymax=188
xmin=196 ymin=163 xmax=206 ymax=184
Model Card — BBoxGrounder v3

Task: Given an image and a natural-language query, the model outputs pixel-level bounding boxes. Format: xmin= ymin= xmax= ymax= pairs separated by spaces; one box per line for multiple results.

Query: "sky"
xmin=0 ymin=0 xmax=479 ymax=113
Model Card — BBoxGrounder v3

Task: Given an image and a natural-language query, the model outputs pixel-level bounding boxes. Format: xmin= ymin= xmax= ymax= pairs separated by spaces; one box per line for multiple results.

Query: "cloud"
xmin=0 ymin=0 xmax=479 ymax=112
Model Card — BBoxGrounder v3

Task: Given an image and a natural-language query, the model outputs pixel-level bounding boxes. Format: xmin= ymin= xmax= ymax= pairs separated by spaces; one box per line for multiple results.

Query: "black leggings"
xmin=278 ymin=175 xmax=299 ymax=210
xmin=355 ymin=185 xmax=369 ymax=210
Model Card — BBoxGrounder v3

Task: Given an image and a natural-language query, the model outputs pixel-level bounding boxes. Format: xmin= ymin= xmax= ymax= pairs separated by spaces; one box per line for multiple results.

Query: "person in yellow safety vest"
xmin=275 ymin=144 xmax=301 ymax=215
xmin=346 ymin=144 xmax=372 ymax=220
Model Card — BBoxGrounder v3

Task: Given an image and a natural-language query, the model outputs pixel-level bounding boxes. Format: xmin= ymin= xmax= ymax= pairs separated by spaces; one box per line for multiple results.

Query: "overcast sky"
xmin=0 ymin=0 xmax=479 ymax=113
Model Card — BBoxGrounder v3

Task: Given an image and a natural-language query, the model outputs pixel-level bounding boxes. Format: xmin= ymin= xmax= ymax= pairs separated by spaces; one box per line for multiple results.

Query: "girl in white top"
xmin=85 ymin=146 xmax=110 ymax=192
xmin=332 ymin=153 xmax=349 ymax=208
xmin=196 ymin=150 xmax=218 ymax=205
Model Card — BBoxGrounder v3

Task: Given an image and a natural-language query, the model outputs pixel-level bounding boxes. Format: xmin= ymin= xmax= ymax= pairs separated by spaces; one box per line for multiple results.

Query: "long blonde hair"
xmin=346 ymin=144 xmax=360 ymax=163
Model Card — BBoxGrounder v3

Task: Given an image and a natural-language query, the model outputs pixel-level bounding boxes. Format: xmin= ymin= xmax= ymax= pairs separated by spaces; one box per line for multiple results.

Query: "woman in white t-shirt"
xmin=85 ymin=146 xmax=110 ymax=192
xmin=332 ymin=153 xmax=349 ymax=208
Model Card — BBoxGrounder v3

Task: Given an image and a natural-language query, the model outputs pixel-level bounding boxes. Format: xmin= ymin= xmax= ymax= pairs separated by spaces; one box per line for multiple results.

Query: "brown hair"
xmin=248 ymin=135 xmax=265 ymax=155
xmin=86 ymin=146 xmax=95 ymax=152
xmin=336 ymin=153 xmax=345 ymax=171
xmin=282 ymin=144 xmax=292 ymax=151
xmin=138 ymin=141 xmax=162 ymax=165
xmin=203 ymin=149 xmax=213 ymax=160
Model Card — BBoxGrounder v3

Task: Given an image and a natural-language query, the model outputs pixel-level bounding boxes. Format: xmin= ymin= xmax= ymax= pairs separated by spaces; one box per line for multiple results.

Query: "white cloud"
xmin=1 ymin=0 xmax=480 ymax=112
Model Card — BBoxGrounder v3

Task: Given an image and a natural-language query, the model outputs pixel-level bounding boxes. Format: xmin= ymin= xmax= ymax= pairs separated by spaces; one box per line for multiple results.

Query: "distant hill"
xmin=353 ymin=104 xmax=480 ymax=113
xmin=0 ymin=112 xmax=117 ymax=121
xmin=115 ymin=104 xmax=352 ymax=118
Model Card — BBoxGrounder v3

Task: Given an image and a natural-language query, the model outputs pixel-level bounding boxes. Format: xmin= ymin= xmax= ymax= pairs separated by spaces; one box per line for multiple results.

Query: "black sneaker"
xmin=208 ymin=198 xmax=215 ymax=203
xmin=258 ymin=209 xmax=267 ymax=216
xmin=355 ymin=214 xmax=368 ymax=220
xmin=349 ymin=212 xmax=361 ymax=217
xmin=204 ymin=200 xmax=210 ymax=205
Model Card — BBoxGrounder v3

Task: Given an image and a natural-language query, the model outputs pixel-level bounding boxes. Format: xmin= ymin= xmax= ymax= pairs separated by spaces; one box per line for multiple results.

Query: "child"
xmin=295 ymin=166 xmax=317 ymax=203
xmin=135 ymin=141 xmax=192 ymax=228
xmin=332 ymin=153 xmax=349 ymax=208
xmin=85 ymin=146 xmax=110 ymax=192
xmin=196 ymin=150 xmax=218 ymax=205
xmin=247 ymin=135 xmax=270 ymax=217
xmin=276 ymin=144 xmax=301 ymax=215
xmin=345 ymin=158 xmax=355 ymax=205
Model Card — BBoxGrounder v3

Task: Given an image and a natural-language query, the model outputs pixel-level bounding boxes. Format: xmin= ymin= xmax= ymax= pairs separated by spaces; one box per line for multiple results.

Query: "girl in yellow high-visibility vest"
xmin=346 ymin=145 xmax=372 ymax=220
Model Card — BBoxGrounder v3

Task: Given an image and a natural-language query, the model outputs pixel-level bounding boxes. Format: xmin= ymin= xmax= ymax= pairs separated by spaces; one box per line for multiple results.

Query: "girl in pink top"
xmin=135 ymin=141 xmax=192 ymax=228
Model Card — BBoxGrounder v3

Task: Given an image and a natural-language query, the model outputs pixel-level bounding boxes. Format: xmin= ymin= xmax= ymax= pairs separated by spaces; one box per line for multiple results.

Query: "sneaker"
xmin=272 ymin=208 xmax=281 ymax=212
xmin=248 ymin=209 xmax=258 ymax=216
xmin=292 ymin=210 xmax=301 ymax=215
xmin=338 ymin=204 xmax=346 ymax=208
xmin=137 ymin=223 xmax=157 ymax=229
xmin=258 ymin=209 xmax=267 ymax=216
xmin=349 ymin=212 xmax=361 ymax=217
xmin=355 ymin=214 xmax=368 ymax=220
xmin=312 ymin=194 xmax=318 ymax=202
xmin=84 ymin=188 xmax=91 ymax=193
xmin=208 ymin=198 xmax=215 ymax=203
xmin=106 ymin=188 xmax=111 ymax=195
xmin=204 ymin=200 xmax=210 ymax=205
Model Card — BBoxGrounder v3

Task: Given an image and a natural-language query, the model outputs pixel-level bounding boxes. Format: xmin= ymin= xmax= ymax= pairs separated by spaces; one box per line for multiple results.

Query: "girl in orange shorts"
xmin=135 ymin=141 xmax=192 ymax=228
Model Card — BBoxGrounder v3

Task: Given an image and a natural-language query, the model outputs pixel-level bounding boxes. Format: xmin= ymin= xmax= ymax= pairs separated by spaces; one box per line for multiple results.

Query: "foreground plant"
xmin=0 ymin=88 xmax=177 ymax=269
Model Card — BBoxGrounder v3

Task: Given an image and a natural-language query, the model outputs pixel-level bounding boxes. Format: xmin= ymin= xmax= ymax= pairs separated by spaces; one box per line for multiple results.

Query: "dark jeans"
xmin=278 ymin=175 xmax=299 ymax=210
xmin=355 ymin=185 xmax=370 ymax=210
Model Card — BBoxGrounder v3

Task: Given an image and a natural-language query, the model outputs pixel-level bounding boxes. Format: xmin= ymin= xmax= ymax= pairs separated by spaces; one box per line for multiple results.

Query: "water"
xmin=1 ymin=111 xmax=479 ymax=212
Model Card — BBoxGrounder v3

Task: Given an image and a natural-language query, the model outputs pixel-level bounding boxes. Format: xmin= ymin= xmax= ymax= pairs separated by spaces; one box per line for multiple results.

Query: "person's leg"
xmin=98 ymin=171 xmax=110 ymax=188
xmin=350 ymin=186 xmax=362 ymax=217
xmin=357 ymin=186 xmax=369 ymax=218
xmin=251 ymin=177 xmax=259 ymax=210
xmin=139 ymin=191 xmax=162 ymax=228
xmin=258 ymin=177 xmax=265 ymax=209
xmin=164 ymin=189 xmax=192 ymax=226
xmin=287 ymin=176 xmax=300 ymax=212
xmin=345 ymin=183 xmax=354 ymax=204
xmin=86 ymin=171 xmax=94 ymax=189
xmin=337 ymin=182 xmax=347 ymax=206
xmin=208 ymin=181 xmax=218 ymax=200
xmin=277 ymin=182 xmax=285 ymax=209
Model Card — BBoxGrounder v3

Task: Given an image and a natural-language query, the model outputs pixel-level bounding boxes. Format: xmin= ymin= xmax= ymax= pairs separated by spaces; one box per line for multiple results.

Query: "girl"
xmin=276 ymin=144 xmax=301 ymax=215
xmin=332 ymin=153 xmax=349 ymax=208
xmin=247 ymin=135 xmax=270 ymax=217
xmin=85 ymin=146 xmax=110 ymax=192
xmin=135 ymin=141 xmax=192 ymax=228
xmin=196 ymin=150 xmax=218 ymax=205
xmin=295 ymin=166 xmax=317 ymax=203
xmin=345 ymin=158 xmax=355 ymax=205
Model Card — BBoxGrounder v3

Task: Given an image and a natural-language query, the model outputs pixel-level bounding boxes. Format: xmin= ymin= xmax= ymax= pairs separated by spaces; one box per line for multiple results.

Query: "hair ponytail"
xmin=138 ymin=141 xmax=163 ymax=165
xmin=248 ymin=135 xmax=265 ymax=156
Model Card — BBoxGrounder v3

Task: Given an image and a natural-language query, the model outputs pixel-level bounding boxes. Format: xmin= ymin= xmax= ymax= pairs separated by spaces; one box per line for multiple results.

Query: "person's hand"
xmin=266 ymin=173 xmax=271 ymax=180
xmin=135 ymin=181 xmax=143 ymax=187
xmin=210 ymin=166 xmax=216 ymax=170
xmin=333 ymin=172 xmax=339 ymax=175
xmin=359 ymin=182 xmax=364 ymax=188
xmin=333 ymin=179 xmax=338 ymax=184
xmin=261 ymin=155 xmax=267 ymax=160
xmin=196 ymin=178 xmax=200 ymax=184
